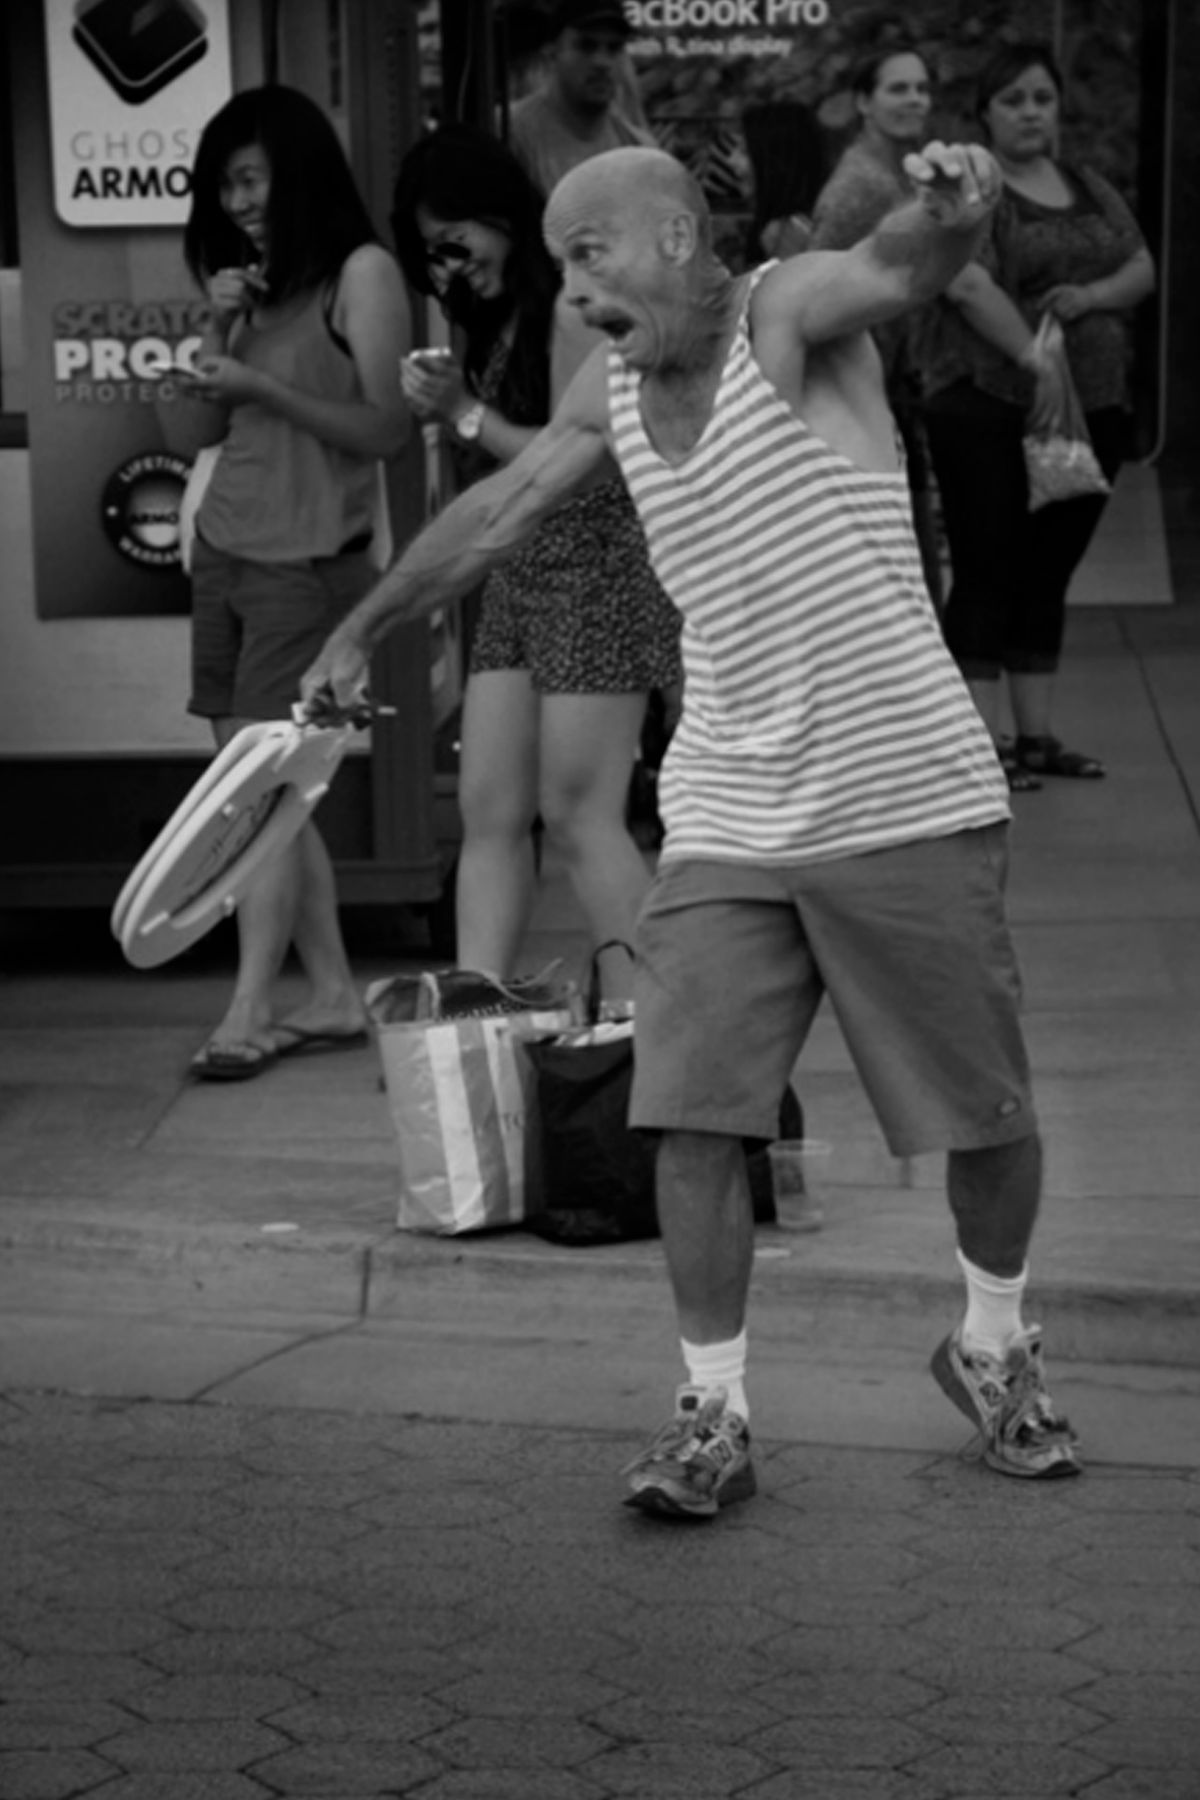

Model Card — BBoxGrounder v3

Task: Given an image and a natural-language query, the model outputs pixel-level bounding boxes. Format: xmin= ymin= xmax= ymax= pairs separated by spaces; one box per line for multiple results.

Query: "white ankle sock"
xmin=957 ymin=1252 xmax=1027 ymax=1356
xmin=681 ymin=1332 xmax=749 ymax=1421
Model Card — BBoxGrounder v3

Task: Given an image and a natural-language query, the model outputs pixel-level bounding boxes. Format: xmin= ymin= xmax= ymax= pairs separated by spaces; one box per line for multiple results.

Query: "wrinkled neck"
xmin=656 ymin=265 xmax=738 ymax=378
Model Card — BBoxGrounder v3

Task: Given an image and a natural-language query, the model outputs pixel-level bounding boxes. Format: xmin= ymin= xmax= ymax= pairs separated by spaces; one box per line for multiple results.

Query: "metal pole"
xmin=439 ymin=0 xmax=497 ymax=128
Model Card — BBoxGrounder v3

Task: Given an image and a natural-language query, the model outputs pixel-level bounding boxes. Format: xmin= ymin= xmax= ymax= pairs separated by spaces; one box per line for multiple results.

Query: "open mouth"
xmin=587 ymin=311 xmax=635 ymax=348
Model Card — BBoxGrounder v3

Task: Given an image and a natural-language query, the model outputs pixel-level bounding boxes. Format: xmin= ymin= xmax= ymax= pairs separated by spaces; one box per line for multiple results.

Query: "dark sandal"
xmin=1016 ymin=735 xmax=1105 ymax=780
xmin=996 ymin=741 xmax=1043 ymax=793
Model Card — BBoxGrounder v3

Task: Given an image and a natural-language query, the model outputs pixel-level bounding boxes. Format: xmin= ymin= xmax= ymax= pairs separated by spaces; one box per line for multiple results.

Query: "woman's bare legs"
xmin=196 ymin=717 xmax=300 ymax=1064
xmin=197 ymin=717 xmax=362 ymax=1065
xmin=274 ymin=822 xmax=368 ymax=1037
xmin=455 ymin=669 xmax=541 ymax=978
xmin=539 ymin=690 xmax=651 ymax=1002
xmin=969 ymin=671 xmax=1060 ymax=747
xmin=966 ymin=676 xmax=1003 ymax=741
xmin=1008 ymin=670 xmax=1056 ymax=741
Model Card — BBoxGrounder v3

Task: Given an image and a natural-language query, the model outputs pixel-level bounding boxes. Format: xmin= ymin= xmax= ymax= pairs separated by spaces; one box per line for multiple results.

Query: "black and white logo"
xmin=101 ymin=451 xmax=190 ymax=568
xmin=74 ymin=0 xmax=209 ymax=107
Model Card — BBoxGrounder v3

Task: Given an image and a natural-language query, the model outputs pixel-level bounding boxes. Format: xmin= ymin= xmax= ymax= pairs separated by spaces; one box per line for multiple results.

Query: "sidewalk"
xmin=3 ymin=607 xmax=1200 ymax=1442
xmin=4 ymin=1387 xmax=1199 ymax=1800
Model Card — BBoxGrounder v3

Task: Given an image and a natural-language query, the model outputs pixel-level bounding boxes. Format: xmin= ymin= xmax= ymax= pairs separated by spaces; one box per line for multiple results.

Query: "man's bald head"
xmin=544 ymin=147 xmax=711 ymax=256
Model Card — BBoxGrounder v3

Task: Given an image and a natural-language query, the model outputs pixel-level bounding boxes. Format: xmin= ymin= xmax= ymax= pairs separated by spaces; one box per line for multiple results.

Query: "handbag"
xmin=1021 ymin=315 xmax=1110 ymax=512
xmin=178 ymin=443 xmax=221 ymax=574
xmin=523 ymin=942 xmax=795 ymax=1247
xmin=367 ymin=966 xmax=578 ymax=1236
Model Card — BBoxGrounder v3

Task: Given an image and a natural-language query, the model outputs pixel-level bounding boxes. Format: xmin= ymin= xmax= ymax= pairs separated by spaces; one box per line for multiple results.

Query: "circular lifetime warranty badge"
xmin=101 ymin=451 xmax=191 ymax=569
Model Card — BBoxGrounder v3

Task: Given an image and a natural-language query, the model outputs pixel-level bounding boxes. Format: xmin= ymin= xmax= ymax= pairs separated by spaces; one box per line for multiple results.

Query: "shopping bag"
xmin=367 ymin=967 xmax=577 ymax=1236
xmin=1022 ymin=315 xmax=1110 ymax=512
xmin=523 ymin=943 xmax=796 ymax=1247
xmin=178 ymin=443 xmax=221 ymax=574
xmin=524 ymin=1017 xmax=657 ymax=1245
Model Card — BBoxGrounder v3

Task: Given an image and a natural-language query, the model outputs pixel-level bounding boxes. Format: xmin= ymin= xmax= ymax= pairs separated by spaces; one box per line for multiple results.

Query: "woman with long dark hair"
xmin=180 ymin=85 xmax=411 ymax=1079
xmin=391 ymin=124 xmax=681 ymax=998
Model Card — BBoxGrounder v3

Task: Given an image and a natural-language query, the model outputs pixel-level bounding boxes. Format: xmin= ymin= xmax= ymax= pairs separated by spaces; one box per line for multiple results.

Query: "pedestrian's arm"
xmin=550 ymin=294 xmax=606 ymax=406
xmin=944 ymin=262 xmax=1036 ymax=359
xmin=1040 ymin=247 xmax=1155 ymax=321
xmin=809 ymin=163 xmax=897 ymax=252
xmin=945 ymin=264 xmax=1068 ymax=431
xmin=398 ymin=298 xmax=604 ymax=467
xmin=400 ymin=352 xmax=538 ymax=464
xmin=187 ymin=247 xmax=412 ymax=459
xmin=773 ymin=143 xmax=1001 ymax=345
xmin=300 ymin=349 xmax=612 ymax=712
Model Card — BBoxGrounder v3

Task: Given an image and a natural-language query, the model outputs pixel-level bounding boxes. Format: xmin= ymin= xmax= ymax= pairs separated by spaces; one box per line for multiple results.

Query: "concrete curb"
xmin=4 ymin=1209 xmax=1197 ymax=1368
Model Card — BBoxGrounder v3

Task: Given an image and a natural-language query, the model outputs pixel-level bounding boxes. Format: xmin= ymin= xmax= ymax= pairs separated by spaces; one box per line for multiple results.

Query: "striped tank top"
xmin=606 ymin=267 xmax=1010 ymax=865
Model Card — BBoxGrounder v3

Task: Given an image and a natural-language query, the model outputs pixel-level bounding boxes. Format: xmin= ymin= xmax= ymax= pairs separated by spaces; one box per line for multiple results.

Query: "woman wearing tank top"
xmin=178 ymin=86 xmax=411 ymax=1080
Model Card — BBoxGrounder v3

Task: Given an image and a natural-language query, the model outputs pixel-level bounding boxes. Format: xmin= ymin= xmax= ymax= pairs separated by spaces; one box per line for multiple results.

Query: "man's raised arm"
xmin=771 ymin=141 xmax=1002 ymax=347
xmin=301 ymin=350 xmax=611 ymax=714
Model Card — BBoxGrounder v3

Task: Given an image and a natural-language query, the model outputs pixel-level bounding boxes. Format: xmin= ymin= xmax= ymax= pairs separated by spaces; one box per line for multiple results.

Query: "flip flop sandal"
xmin=1016 ymin=735 xmax=1106 ymax=780
xmin=271 ymin=1025 xmax=369 ymax=1059
xmin=190 ymin=1040 xmax=280 ymax=1082
xmin=996 ymin=742 xmax=1043 ymax=793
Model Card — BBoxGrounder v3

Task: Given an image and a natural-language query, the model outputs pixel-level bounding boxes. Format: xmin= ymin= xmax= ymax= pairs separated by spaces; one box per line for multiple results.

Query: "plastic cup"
xmin=766 ymin=1137 xmax=831 ymax=1233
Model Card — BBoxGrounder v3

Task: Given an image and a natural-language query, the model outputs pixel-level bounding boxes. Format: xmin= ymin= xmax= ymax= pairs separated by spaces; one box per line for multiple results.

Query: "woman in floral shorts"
xmin=392 ymin=125 xmax=680 ymax=1000
xmin=473 ymin=479 xmax=678 ymax=693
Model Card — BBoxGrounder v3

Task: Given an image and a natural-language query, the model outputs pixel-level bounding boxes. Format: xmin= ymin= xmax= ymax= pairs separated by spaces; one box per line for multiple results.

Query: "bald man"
xmin=303 ymin=144 xmax=1081 ymax=1516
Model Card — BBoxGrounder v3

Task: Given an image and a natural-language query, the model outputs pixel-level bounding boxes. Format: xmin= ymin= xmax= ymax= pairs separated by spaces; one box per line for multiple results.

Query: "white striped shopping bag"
xmin=366 ymin=970 xmax=577 ymax=1235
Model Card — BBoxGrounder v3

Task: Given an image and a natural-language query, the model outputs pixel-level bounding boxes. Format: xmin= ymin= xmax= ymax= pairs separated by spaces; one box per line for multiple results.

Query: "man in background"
xmin=507 ymin=0 xmax=653 ymax=199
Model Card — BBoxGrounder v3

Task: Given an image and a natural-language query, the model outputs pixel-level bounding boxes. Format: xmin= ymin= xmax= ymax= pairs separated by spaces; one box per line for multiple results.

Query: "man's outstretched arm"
xmin=767 ymin=141 xmax=1002 ymax=347
xmin=301 ymin=351 xmax=611 ymax=713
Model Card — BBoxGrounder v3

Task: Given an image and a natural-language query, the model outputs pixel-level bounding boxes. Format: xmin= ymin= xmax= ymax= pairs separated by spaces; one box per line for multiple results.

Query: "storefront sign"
xmin=623 ymin=0 xmax=1146 ymax=262
xmin=44 ymin=0 xmax=232 ymax=227
xmin=13 ymin=1 xmax=221 ymax=617
xmin=627 ymin=0 xmax=829 ymax=59
xmin=52 ymin=296 xmax=207 ymax=399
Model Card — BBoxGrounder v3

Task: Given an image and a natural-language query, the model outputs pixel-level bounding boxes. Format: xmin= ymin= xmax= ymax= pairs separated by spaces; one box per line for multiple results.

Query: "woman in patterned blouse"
xmin=919 ymin=41 xmax=1155 ymax=787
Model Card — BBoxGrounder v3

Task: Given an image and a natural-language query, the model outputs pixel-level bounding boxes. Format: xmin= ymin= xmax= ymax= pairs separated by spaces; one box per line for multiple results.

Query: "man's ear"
xmin=658 ymin=211 xmax=698 ymax=265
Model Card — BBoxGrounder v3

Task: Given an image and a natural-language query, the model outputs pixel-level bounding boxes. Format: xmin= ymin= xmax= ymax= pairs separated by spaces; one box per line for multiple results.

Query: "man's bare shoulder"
xmin=507 ymin=90 xmax=549 ymax=150
xmin=549 ymin=338 xmax=612 ymax=439
xmin=751 ymin=251 xmax=851 ymax=334
xmin=508 ymin=90 xmax=544 ymax=126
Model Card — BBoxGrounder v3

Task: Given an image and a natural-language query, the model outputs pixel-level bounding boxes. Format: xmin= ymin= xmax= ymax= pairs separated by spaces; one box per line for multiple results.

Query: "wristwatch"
xmin=453 ymin=401 xmax=485 ymax=442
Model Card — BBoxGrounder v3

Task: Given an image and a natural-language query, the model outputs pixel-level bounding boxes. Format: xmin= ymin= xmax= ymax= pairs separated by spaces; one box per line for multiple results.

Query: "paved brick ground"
xmin=2 ymin=1392 xmax=1198 ymax=1800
